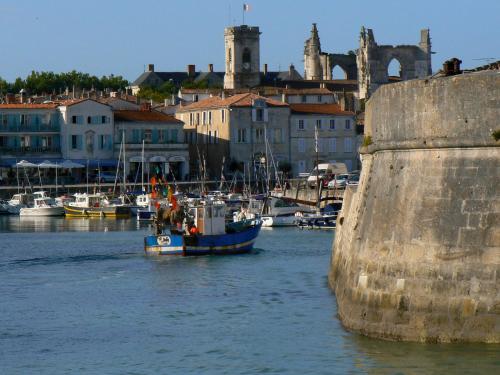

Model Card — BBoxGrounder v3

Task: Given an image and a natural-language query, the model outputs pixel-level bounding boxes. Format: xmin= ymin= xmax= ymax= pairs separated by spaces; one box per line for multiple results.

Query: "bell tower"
xmin=224 ymin=25 xmax=261 ymax=89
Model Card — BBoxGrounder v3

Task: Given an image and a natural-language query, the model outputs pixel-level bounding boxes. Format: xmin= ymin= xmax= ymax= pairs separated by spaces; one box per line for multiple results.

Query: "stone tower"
xmin=224 ymin=25 xmax=261 ymax=89
xmin=304 ymin=23 xmax=323 ymax=80
xmin=357 ymin=26 xmax=432 ymax=99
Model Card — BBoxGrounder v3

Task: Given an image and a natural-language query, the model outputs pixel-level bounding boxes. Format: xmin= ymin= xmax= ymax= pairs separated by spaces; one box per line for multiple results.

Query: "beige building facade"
xmin=289 ymin=104 xmax=358 ymax=175
xmin=176 ymin=93 xmax=290 ymax=179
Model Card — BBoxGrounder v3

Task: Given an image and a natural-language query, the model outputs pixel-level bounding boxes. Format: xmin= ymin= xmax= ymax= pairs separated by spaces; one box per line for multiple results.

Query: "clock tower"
xmin=224 ymin=25 xmax=261 ymax=89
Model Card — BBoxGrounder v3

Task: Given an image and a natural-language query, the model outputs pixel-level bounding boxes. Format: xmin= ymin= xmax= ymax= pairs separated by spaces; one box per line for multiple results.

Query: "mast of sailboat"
xmin=113 ymin=133 xmax=123 ymax=196
xmin=86 ymin=159 xmax=89 ymax=194
xmin=219 ymin=156 xmax=225 ymax=191
xmin=315 ymin=121 xmax=320 ymax=211
xmin=141 ymin=139 xmax=145 ymax=192
xmin=122 ymin=130 xmax=126 ymax=194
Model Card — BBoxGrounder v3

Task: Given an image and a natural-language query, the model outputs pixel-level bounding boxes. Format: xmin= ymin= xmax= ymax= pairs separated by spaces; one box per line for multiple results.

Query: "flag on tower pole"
xmin=242 ymin=3 xmax=251 ymax=24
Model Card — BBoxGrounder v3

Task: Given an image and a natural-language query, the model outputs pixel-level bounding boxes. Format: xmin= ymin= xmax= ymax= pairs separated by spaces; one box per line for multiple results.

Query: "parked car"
xmin=328 ymin=173 xmax=349 ymax=189
xmin=307 ymin=163 xmax=347 ymax=188
xmin=90 ymin=172 xmax=121 ymax=183
xmin=347 ymin=174 xmax=360 ymax=186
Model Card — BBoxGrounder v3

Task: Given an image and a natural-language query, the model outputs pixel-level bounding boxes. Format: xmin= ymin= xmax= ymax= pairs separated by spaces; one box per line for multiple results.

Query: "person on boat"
xmin=186 ymin=222 xmax=199 ymax=235
xmin=236 ymin=206 xmax=247 ymax=221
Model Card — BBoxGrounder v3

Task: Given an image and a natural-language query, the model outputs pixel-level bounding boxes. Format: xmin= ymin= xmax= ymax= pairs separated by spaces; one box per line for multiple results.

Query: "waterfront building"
xmin=176 ymin=93 xmax=290 ymax=179
xmin=0 ymin=103 xmax=62 ymax=168
xmin=114 ymin=109 xmax=188 ymax=181
xmin=289 ymin=103 xmax=358 ymax=174
xmin=58 ymin=99 xmax=115 ymax=168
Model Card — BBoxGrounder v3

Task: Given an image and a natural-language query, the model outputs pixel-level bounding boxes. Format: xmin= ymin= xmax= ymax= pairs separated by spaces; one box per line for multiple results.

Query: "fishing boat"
xmin=63 ymin=193 xmax=131 ymax=218
xmin=20 ymin=192 xmax=65 ymax=216
xmin=144 ymin=202 xmax=262 ymax=256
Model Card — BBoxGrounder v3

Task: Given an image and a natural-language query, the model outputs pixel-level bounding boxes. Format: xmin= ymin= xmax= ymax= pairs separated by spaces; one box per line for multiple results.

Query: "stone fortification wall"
xmin=329 ymin=71 xmax=500 ymax=343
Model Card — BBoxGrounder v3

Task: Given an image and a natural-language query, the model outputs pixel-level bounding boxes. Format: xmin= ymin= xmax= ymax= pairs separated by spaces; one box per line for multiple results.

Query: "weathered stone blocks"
xmin=329 ymin=71 xmax=500 ymax=343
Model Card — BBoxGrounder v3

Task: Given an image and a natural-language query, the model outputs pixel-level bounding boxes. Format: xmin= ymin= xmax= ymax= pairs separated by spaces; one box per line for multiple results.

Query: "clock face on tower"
xmin=242 ymin=62 xmax=250 ymax=71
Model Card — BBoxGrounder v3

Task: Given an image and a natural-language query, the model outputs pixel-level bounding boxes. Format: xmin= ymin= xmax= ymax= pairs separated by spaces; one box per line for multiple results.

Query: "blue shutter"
xmin=152 ymin=129 xmax=159 ymax=144
xmin=77 ymin=135 xmax=83 ymax=150
xmin=171 ymin=130 xmax=178 ymax=143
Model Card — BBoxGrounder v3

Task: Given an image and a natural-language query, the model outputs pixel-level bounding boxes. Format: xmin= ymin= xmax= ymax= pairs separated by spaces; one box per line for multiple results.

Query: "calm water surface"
xmin=0 ymin=216 xmax=498 ymax=374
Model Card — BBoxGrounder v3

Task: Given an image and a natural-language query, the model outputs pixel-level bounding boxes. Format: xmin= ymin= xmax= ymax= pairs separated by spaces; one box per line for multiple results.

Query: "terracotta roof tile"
xmin=289 ymin=104 xmax=355 ymax=116
xmin=0 ymin=103 xmax=58 ymax=109
xmin=179 ymin=93 xmax=288 ymax=111
xmin=114 ymin=110 xmax=183 ymax=123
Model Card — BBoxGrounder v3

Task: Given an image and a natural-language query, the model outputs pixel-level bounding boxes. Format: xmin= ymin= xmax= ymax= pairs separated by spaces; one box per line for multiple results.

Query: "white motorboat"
xmin=20 ymin=197 xmax=65 ymax=216
xmin=7 ymin=193 xmax=33 ymax=214
xmin=261 ymin=214 xmax=298 ymax=227
xmin=243 ymin=196 xmax=313 ymax=227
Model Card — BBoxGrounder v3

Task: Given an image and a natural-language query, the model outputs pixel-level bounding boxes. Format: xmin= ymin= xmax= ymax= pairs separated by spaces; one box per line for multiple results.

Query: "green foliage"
xmin=0 ymin=70 xmax=129 ymax=95
xmin=181 ymin=78 xmax=222 ymax=90
xmin=362 ymin=135 xmax=373 ymax=147
xmin=137 ymin=81 xmax=177 ymax=102
xmin=492 ymin=129 xmax=500 ymax=141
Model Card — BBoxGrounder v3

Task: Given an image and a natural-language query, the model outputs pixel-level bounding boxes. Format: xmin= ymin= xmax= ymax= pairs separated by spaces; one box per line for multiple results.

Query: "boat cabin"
xmin=9 ymin=193 xmax=33 ymax=206
xmin=71 ymin=193 xmax=104 ymax=208
xmin=188 ymin=203 xmax=226 ymax=235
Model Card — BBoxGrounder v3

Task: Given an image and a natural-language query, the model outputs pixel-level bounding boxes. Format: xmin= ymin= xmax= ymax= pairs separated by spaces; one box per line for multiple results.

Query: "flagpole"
xmin=242 ymin=3 xmax=245 ymax=24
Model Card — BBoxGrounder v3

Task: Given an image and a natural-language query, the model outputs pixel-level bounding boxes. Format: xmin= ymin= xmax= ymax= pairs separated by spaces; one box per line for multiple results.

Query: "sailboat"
xmin=136 ymin=140 xmax=156 ymax=221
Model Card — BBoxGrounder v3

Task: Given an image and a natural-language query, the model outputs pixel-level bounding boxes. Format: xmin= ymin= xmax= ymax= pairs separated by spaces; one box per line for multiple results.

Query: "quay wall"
xmin=329 ymin=71 xmax=500 ymax=343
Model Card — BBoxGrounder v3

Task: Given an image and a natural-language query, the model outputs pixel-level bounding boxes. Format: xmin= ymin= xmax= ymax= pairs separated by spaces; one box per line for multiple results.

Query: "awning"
xmin=13 ymin=160 xmax=38 ymax=168
xmin=149 ymin=156 xmax=167 ymax=162
xmin=129 ymin=156 xmax=146 ymax=163
xmin=60 ymin=160 xmax=85 ymax=169
xmin=71 ymin=159 xmax=118 ymax=168
xmin=0 ymin=158 xmax=64 ymax=168
xmin=168 ymin=156 xmax=186 ymax=162
xmin=38 ymin=160 xmax=62 ymax=169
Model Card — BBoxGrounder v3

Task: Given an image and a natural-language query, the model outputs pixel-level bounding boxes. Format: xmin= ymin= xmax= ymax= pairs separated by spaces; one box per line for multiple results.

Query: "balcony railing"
xmin=0 ymin=123 xmax=60 ymax=133
xmin=0 ymin=146 xmax=61 ymax=155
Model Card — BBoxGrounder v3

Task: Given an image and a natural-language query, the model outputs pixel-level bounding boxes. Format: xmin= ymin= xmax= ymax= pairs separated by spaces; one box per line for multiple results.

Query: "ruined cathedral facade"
xmin=304 ymin=24 xmax=432 ymax=98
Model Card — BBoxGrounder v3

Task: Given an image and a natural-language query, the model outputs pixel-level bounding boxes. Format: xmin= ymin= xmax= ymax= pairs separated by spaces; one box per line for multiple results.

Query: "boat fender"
xmin=157 ymin=235 xmax=171 ymax=246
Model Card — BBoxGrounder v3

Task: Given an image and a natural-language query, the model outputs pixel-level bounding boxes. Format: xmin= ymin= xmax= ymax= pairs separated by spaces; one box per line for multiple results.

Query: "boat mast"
xmin=315 ymin=122 xmax=320 ymax=211
xmin=141 ymin=139 xmax=145 ymax=192
xmin=122 ymin=131 xmax=126 ymax=194
xmin=113 ymin=134 xmax=123 ymax=196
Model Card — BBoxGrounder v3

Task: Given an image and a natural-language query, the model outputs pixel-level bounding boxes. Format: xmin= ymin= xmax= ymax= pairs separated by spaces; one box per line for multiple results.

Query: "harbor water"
xmin=0 ymin=216 xmax=498 ymax=374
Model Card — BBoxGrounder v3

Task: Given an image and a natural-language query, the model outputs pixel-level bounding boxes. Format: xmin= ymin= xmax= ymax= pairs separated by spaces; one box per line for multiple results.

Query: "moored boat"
xmin=20 ymin=196 xmax=65 ymax=217
xmin=64 ymin=193 xmax=131 ymax=218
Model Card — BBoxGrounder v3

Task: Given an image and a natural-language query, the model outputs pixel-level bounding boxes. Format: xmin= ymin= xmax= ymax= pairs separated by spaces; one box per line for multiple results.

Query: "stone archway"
xmin=332 ymin=65 xmax=348 ymax=80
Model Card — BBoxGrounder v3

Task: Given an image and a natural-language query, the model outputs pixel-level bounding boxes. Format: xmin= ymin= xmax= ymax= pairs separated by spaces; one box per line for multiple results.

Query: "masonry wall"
xmin=329 ymin=71 xmax=500 ymax=343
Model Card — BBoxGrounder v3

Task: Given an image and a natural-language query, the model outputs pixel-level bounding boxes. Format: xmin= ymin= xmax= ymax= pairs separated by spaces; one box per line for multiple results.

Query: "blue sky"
xmin=0 ymin=0 xmax=498 ymax=82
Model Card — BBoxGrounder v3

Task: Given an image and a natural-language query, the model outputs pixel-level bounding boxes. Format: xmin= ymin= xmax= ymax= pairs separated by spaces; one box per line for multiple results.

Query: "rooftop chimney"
xmin=263 ymin=63 xmax=268 ymax=75
xmin=208 ymin=64 xmax=214 ymax=73
xmin=443 ymin=58 xmax=462 ymax=76
xmin=147 ymin=64 xmax=155 ymax=72
xmin=187 ymin=64 xmax=196 ymax=77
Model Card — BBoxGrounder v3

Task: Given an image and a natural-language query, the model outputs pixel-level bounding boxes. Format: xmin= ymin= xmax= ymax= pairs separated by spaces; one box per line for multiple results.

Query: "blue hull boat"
xmin=144 ymin=219 xmax=262 ymax=256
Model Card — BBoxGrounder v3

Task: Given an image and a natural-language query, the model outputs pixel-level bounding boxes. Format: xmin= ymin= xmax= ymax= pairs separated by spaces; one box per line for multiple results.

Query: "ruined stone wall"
xmin=329 ymin=71 xmax=500 ymax=343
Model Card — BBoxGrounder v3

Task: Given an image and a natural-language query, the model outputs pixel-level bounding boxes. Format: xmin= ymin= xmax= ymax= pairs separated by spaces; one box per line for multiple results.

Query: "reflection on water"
xmin=350 ymin=334 xmax=500 ymax=374
xmin=0 ymin=219 xmax=498 ymax=374
xmin=0 ymin=215 xmax=151 ymax=233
